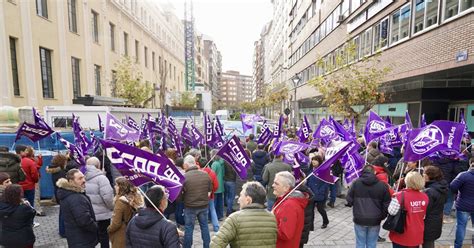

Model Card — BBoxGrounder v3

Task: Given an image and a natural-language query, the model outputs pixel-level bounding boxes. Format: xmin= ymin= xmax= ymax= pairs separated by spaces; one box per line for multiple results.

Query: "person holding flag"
xmin=272 ymin=171 xmax=309 ymax=248
xmin=15 ymin=145 xmax=39 ymax=210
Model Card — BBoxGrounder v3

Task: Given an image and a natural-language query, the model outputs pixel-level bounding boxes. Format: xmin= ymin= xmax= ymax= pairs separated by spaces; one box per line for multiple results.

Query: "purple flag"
xmin=98 ymin=114 xmax=104 ymax=132
xmin=295 ymin=152 xmax=310 ymax=165
xmin=405 ymin=111 xmax=413 ymax=129
xmin=420 ymin=114 xmax=427 ymax=128
xmin=139 ymin=115 xmax=150 ymax=140
xmin=293 ymin=158 xmax=304 ymax=183
xmin=275 ymin=141 xmax=309 ymax=164
xmin=332 ymin=118 xmax=355 ymax=141
xmin=168 ymin=117 xmax=178 ymax=136
xmin=363 ymin=111 xmax=392 ymax=144
xmin=385 ymin=116 xmax=392 ymax=124
xmin=15 ymin=122 xmax=54 ymax=142
xmin=190 ymin=124 xmax=205 ymax=148
xmin=273 ymin=115 xmax=284 ymax=139
xmin=72 ymin=115 xmax=93 ymax=155
xmin=340 ymin=151 xmax=364 ymax=184
xmin=297 ymin=115 xmax=312 ymax=143
xmin=257 ymin=127 xmax=273 ymax=146
xmin=104 ymin=112 xmax=140 ymax=142
xmin=215 ymin=116 xmax=225 ymax=137
xmin=204 ymin=114 xmax=216 ymax=146
xmin=57 ymin=133 xmax=86 ymax=166
xmin=217 ymin=135 xmax=251 ymax=180
xmin=181 ymin=120 xmax=193 ymax=144
xmin=127 ymin=116 xmax=140 ymax=131
xmin=313 ymin=140 xmax=353 ymax=184
xmin=32 ymin=107 xmax=51 ymax=130
xmin=100 ymin=139 xmax=185 ymax=201
xmin=241 ymin=114 xmax=256 ymax=134
xmin=460 ymin=110 xmax=470 ymax=140
xmin=404 ymin=120 xmax=465 ymax=162
xmin=313 ymin=118 xmax=338 ymax=143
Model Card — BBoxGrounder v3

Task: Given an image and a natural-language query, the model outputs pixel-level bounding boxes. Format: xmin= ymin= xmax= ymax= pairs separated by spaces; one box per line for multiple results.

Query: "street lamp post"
xmin=292 ymin=73 xmax=301 ymax=128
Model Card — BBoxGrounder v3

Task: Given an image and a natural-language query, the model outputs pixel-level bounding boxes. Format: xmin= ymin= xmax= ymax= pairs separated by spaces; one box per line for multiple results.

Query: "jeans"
xmin=34 ymin=183 xmax=43 ymax=213
xmin=224 ymin=181 xmax=236 ymax=215
xmin=59 ymin=208 xmax=65 ymax=237
xmin=184 ymin=207 xmax=210 ymax=248
xmin=267 ymin=198 xmax=275 ymax=211
xmin=354 ymin=224 xmax=380 ymax=248
xmin=214 ymin=193 xmax=224 ymax=220
xmin=208 ymin=200 xmax=219 ymax=232
xmin=98 ymin=219 xmax=111 ymax=248
xmin=329 ymin=180 xmax=341 ymax=204
xmin=316 ymin=201 xmax=329 ymax=225
xmin=175 ymin=202 xmax=185 ymax=226
xmin=455 ymin=210 xmax=474 ymax=248
xmin=422 ymin=240 xmax=435 ymax=248
xmin=443 ymin=190 xmax=454 ymax=216
xmin=24 ymin=189 xmax=35 ymax=208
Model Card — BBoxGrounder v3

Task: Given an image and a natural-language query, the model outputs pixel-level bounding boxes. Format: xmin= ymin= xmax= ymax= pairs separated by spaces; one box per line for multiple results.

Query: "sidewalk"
xmin=34 ymin=198 xmax=471 ymax=247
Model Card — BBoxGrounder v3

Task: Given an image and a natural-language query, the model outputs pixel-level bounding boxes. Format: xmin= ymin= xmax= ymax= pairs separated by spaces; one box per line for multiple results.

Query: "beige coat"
xmin=108 ymin=195 xmax=143 ymax=248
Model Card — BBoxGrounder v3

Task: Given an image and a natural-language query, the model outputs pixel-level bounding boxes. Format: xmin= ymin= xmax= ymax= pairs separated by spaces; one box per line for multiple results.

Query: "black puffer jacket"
xmin=423 ymin=180 xmax=448 ymax=241
xmin=126 ymin=208 xmax=180 ymax=248
xmin=56 ymin=178 xmax=98 ymax=248
xmin=252 ymin=150 xmax=269 ymax=179
xmin=0 ymin=201 xmax=36 ymax=247
xmin=0 ymin=152 xmax=25 ymax=183
xmin=346 ymin=171 xmax=391 ymax=226
xmin=298 ymin=184 xmax=315 ymax=247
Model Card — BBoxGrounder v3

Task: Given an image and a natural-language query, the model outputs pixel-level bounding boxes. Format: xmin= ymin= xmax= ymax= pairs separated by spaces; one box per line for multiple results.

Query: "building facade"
xmin=262 ymin=0 xmax=474 ymax=128
xmin=219 ymin=70 xmax=253 ymax=110
xmin=252 ymin=21 xmax=273 ymax=102
xmin=203 ymin=37 xmax=221 ymax=110
xmin=0 ymin=0 xmax=185 ymax=110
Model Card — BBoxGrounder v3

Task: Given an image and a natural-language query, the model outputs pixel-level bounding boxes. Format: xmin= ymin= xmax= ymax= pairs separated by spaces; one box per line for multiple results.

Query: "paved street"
xmin=34 ymin=196 xmax=473 ymax=248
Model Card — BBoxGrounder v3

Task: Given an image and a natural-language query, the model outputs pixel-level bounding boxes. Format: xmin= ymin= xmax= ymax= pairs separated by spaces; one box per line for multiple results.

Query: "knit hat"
xmin=0 ymin=172 xmax=10 ymax=184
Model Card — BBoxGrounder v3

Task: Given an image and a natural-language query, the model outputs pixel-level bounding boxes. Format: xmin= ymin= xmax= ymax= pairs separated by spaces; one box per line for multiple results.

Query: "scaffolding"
xmin=184 ymin=0 xmax=195 ymax=91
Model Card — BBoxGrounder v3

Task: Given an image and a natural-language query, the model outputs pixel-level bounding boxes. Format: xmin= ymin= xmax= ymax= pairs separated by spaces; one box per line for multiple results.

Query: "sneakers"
xmin=321 ymin=223 xmax=328 ymax=229
xmin=327 ymin=202 xmax=335 ymax=208
xmin=36 ymin=212 xmax=46 ymax=217
xmin=443 ymin=215 xmax=454 ymax=224
xmin=377 ymin=236 xmax=386 ymax=242
xmin=33 ymin=222 xmax=40 ymax=228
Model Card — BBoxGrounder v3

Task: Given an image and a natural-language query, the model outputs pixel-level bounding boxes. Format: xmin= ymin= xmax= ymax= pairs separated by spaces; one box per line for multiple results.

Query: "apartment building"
xmin=0 ymin=0 xmax=185 ymax=110
xmin=219 ymin=70 xmax=253 ymax=110
xmin=203 ymin=37 xmax=221 ymax=109
xmin=264 ymin=0 xmax=474 ymax=126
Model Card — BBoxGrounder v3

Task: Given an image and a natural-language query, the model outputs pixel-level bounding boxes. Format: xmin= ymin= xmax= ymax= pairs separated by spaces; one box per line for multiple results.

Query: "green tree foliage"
xmin=172 ymin=91 xmax=197 ymax=108
xmin=113 ymin=57 xmax=153 ymax=108
xmin=309 ymin=42 xmax=391 ymax=121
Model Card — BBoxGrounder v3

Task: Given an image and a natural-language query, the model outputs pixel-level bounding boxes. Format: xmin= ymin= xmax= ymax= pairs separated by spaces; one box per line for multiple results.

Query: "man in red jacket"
xmin=272 ymin=171 xmax=308 ymax=248
xmin=15 ymin=145 xmax=39 ymax=207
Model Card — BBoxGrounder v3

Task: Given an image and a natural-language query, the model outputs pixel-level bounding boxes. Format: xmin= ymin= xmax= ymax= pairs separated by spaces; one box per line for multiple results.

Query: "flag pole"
xmin=394 ymin=162 xmax=406 ymax=193
xmin=137 ymin=187 xmax=167 ymax=219
xmin=272 ymin=172 xmax=312 ymax=213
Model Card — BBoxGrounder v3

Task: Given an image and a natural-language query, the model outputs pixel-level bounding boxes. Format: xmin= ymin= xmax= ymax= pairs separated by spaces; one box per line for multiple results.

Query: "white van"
xmin=215 ymin=110 xmax=229 ymax=121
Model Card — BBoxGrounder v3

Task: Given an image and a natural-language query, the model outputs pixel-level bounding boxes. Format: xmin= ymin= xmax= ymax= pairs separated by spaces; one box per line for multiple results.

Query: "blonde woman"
xmin=108 ymin=177 xmax=144 ymax=248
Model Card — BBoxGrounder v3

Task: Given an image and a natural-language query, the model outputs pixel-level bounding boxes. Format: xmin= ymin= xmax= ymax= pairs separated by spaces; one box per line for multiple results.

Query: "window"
xmin=144 ymin=46 xmax=148 ymax=67
xmin=110 ymin=23 xmax=115 ymax=51
xmin=94 ymin=65 xmax=101 ymax=96
xmin=342 ymin=0 xmax=350 ymax=16
xmin=460 ymin=0 xmax=474 ymax=12
xmin=52 ymin=117 xmax=73 ymax=128
xmin=391 ymin=4 xmax=410 ymax=44
xmin=169 ymin=63 xmax=171 ymax=79
xmin=373 ymin=18 xmax=389 ymax=52
xmin=40 ymin=47 xmax=54 ymax=98
xmin=68 ymin=0 xmax=77 ymax=32
xmin=152 ymin=51 xmax=155 ymax=71
xmin=351 ymin=0 xmax=361 ymax=12
xmin=350 ymin=36 xmax=360 ymax=62
xmin=36 ymin=0 xmax=48 ymax=18
xmin=159 ymin=56 xmax=162 ymax=73
xmin=123 ymin=32 xmax=128 ymax=56
xmin=111 ymin=70 xmax=117 ymax=97
xmin=360 ymin=28 xmax=373 ymax=57
xmin=135 ymin=40 xmax=139 ymax=63
xmin=320 ymin=20 xmax=327 ymax=39
xmin=174 ymin=66 xmax=176 ymax=80
xmin=70 ymin=57 xmax=81 ymax=98
xmin=9 ymin=37 xmax=20 ymax=96
xmin=91 ymin=10 xmax=99 ymax=43
xmin=444 ymin=0 xmax=473 ymax=20
xmin=413 ymin=0 xmax=439 ymax=34
xmin=327 ymin=13 xmax=333 ymax=33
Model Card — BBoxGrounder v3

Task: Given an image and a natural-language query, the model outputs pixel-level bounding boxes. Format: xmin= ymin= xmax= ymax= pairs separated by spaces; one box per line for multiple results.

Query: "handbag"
xmin=382 ymin=191 xmax=406 ymax=233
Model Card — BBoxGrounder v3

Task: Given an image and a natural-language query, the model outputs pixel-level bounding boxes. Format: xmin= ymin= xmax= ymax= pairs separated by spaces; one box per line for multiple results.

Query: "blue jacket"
xmin=433 ymin=158 xmax=456 ymax=183
xmin=306 ymin=174 xmax=329 ymax=202
xmin=252 ymin=150 xmax=269 ymax=178
xmin=450 ymin=169 xmax=474 ymax=212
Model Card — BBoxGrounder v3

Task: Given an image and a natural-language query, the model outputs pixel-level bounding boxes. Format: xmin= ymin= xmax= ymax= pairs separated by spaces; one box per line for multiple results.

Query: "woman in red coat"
xmin=372 ymin=155 xmax=394 ymax=196
xmin=389 ymin=171 xmax=429 ymax=247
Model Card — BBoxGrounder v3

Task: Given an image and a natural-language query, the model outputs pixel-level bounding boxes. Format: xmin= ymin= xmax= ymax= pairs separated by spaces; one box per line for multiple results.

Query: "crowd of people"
xmin=0 ymin=130 xmax=473 ymax=248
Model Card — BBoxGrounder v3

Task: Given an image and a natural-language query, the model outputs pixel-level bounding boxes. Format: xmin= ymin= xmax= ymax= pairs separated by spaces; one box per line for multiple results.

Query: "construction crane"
xmin=184 ymin=0 xmax=195 ymax=91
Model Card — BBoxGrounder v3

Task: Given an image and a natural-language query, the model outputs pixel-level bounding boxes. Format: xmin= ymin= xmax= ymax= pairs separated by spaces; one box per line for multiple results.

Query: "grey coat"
xmin=262 ymin=158 xmax=292 ymax=200
xmin=85 ymin=165 xmax=114 ymax=221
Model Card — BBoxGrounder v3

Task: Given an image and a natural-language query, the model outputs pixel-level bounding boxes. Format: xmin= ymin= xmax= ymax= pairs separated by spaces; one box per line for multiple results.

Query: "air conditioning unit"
xmin=336 ymin=15 xmax=344 ymax=23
